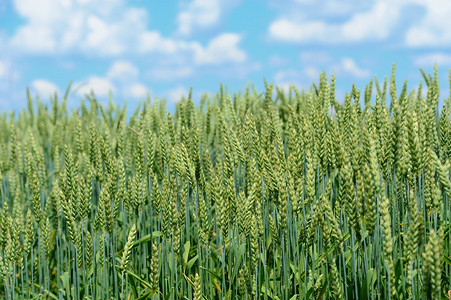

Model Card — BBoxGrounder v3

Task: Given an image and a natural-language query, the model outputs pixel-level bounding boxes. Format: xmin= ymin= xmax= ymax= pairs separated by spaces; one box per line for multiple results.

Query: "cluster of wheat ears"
xmin=0 ymin=65 xmax=449 ymax=299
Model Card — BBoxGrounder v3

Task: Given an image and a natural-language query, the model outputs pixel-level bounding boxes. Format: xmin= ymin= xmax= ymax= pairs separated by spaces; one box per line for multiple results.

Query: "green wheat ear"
xmin=193 ymin=273 xmax=202 ymax=300
xmin=121 ymin=224 xmax=137 ymax=273
xmin=423 ymin=228 xmax=444 ymax=299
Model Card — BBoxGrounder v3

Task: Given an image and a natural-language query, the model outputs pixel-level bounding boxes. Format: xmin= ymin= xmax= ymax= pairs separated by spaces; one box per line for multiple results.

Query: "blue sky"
xmin=0 ymin=0 xmax=450 ymax=112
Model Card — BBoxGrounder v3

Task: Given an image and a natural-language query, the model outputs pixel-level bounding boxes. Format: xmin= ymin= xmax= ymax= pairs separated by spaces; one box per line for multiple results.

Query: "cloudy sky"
xmin=0 ymin=0 xmax=450 ymax=112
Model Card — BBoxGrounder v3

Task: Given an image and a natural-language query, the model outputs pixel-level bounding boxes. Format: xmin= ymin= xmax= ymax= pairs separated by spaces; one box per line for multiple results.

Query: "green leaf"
xmin=128 ymin=272 xmax=139 ymax=298
xmin=230 ymin=244 xmax=244 ymax=282
xmin=183 ymin=241 xmax=190 ymax=268
xmin=200 ymin=266 xmax=222 ymax=281
xmin=125 ymin=269 xmax=153 ymax=289
xmin=131 ymin=231 xmax=162 ymax=249
xmin=60 ymin=272 xmax=71 ymax=299
xmin=187 ymin=255 xmax=198 ymax=271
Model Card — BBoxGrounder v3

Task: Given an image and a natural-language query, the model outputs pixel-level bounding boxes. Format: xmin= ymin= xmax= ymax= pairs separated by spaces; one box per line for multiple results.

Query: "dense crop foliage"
xmin=0 ymin=65 xmax=450 ymax=299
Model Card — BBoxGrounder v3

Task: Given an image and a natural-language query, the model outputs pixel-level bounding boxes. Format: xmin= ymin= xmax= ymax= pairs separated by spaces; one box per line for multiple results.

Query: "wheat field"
xmin=0 ymin=65 xmax=450 ymax=299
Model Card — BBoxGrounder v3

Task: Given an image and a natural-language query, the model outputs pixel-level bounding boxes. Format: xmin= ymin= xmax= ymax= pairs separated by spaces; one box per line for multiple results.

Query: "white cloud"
xmin=11 ymin=0 xmax=78 ymax=53
xmin=84 ymin=15 xmax=122 ymax=55
xmin=414 ymin=53 xmax=451 ymax=66
xmin=405 ymin=0 xmax=451 ymax=47
xmin=138 ymin=31 xmax=192 ymax=55
xmin=75 ymin=76 xmax=115 ymax=96
xmin=340 ymin=2 xmax=397 ymax=41
xmin=138 ymin=32 xmax=173 ymax=53
xmin=9 ymin=0 xmax=248 ymax=69
xmin=73 ymin=61 xmax=144 ymax=99
xmin=176 ymin=0 xmax=240 ymax=36
xmin=167 ymin=86 xmax=188 ymax=103
xmin=128 ymin=83 xmax=148 ymax=98
xmin=194 ymin=33 xmax=246 ymax=65
xmin=83 ymin=8 xmax=150 ymax=56
xmin=268 ymin=1 xmax=399 ymax=43
xmin=107 ymin=60 xmax=139 ymax=81
xmin=177 ymin=0 xmax=221 ymax=36
xmin=336 ymin=57 xmax=370 ymax=78
xmin=13 ymin=0 xmax=68 ymax=23
xmin=11 ymin=26 xmax=57 ymax=53
xmin=31 ymin=79 xmax=60 ymax=97
xmin=269 ymin=19 xmax=331 ymax=43
xmin=270 ymin=0 xmax=451 ymax=47
xmin=61 ymin=13 xmax=84 ymax=49
xmin=10 ymin=0 xmax=150 ymax=56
